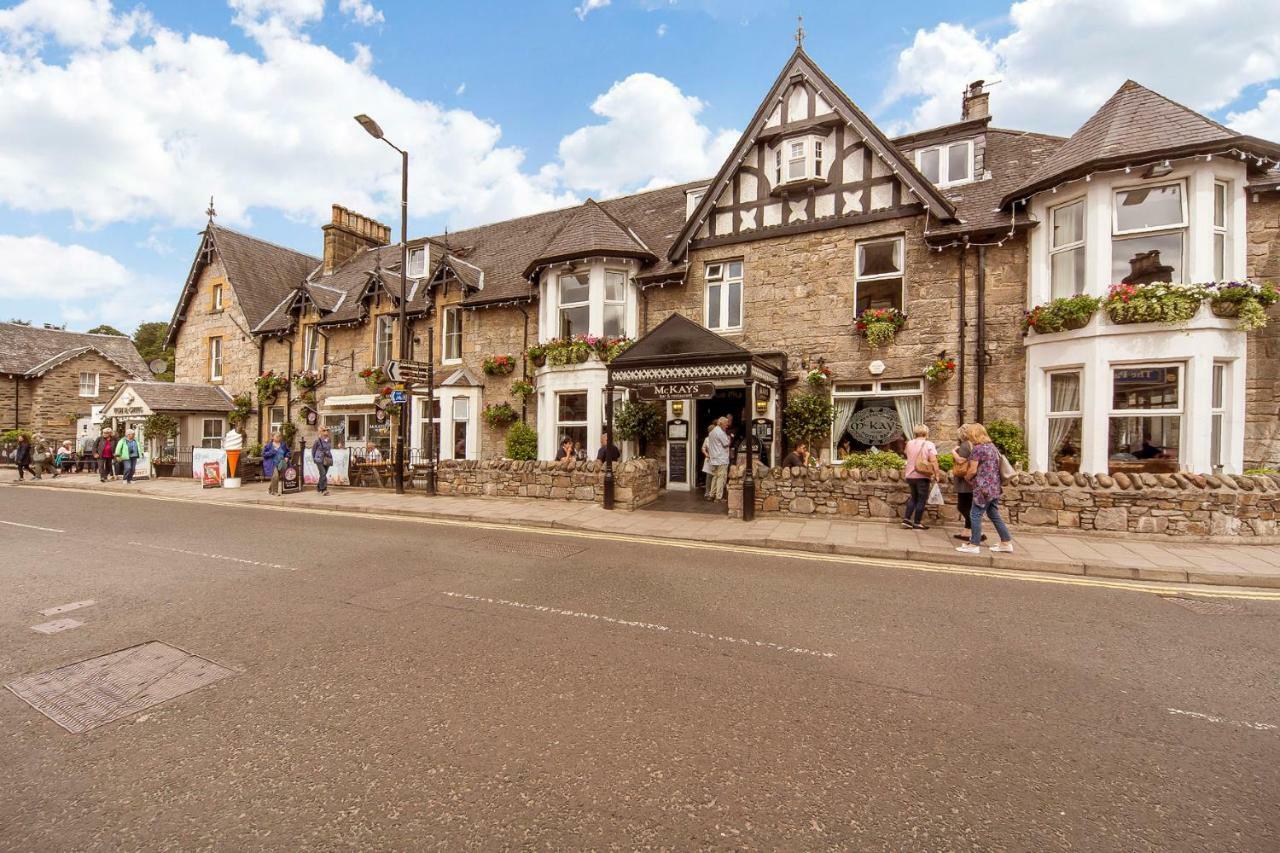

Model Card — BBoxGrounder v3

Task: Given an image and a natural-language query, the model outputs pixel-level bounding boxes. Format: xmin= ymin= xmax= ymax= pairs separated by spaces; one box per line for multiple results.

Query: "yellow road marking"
xmin=9 ymin=482 xmax=1280 ymax=601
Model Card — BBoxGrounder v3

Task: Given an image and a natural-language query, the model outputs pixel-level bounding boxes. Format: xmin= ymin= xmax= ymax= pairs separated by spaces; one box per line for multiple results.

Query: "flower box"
xmin=483 ymin=355 xmax=516 ymax=376
xmin=854 ymin=308 xmax=907 ymax=348
xmin=1022 ymin=295 xmax=1101 ymax=335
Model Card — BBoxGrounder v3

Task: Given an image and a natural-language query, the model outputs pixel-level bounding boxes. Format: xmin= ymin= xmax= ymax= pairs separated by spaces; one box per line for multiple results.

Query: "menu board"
xmin=668 ymin=442 xmax=688 ymax=484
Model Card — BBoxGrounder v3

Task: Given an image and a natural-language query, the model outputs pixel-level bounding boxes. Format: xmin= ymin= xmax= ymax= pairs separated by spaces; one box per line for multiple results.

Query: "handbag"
xmin=926 ymin=482 xmax=944 ymax=506
xmin=999 ymin=453 xmax=1016 ymax=480
xmin=322 ymin=452 xmax=334 ymax=467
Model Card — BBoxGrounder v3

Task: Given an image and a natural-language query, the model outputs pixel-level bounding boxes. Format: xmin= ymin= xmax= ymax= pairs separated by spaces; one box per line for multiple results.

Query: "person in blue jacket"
xmin=311 ymin=426 xmax=333 ymax=495
xmin=262 ymin=432 xmax=290 ymax=495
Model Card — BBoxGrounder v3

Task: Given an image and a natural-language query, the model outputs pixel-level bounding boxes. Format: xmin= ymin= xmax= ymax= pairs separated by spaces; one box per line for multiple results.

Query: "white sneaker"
xmin=991 ymin=542 xmax=1015 ymax=553
xmin=955 ymin=543 xmax=981 ymax=555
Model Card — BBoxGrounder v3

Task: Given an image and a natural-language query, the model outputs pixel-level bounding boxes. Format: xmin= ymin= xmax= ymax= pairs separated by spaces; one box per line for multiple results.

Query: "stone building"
xmin=164 ymin=46 xmax=1280 ymax=486
xmin=0 ymin=322 xmax=149 ymax=443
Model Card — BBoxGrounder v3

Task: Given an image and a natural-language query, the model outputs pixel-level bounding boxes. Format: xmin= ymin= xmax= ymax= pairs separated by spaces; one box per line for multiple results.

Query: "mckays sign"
xmin=636 ymin=382 xmax=715 ymax=401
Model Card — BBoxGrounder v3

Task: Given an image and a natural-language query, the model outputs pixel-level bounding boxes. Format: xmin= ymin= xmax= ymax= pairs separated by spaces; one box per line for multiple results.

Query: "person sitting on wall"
xmin=555 ymin=436 xmax=574 ymax=462
xmin=596 ymin=433 xmax=620 ymax=463
xmin=836 ymin=437 xmax=852 ymax=461
xmin=780 ymin=441 xmax=809 ymax=469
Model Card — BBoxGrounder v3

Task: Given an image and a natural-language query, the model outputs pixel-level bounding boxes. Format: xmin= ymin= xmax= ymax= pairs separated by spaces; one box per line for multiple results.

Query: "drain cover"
xmin=1163 ymin=596 xmax=1236 ymax=615
xmin=471 ymin=535 xmax=586 ymax=560
xmin=5 ymin=641 xmax=234 ymax=733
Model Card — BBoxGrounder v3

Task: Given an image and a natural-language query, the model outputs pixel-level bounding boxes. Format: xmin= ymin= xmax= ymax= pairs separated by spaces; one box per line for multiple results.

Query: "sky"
xmin=1 ymin=0 xmax=1279 ymax=334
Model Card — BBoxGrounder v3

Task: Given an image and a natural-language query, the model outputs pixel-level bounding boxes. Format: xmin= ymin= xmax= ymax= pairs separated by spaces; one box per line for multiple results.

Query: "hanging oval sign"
xmin=848 ymin=405 xmax=902 ymax=445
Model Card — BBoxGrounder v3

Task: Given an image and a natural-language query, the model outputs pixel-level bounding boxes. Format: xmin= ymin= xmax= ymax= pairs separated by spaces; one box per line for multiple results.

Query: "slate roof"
xmin=116 ymin=381 xmax=234 ymax=412
xmin=209 ymin=225 xmax=321 ymax=328
xmin=0 ymin=323 xmax=149 ymax=377
xmin=522 ymin=199 xmax=656 ymax=278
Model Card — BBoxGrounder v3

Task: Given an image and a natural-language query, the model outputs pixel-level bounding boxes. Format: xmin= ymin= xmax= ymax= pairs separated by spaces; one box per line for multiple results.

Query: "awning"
xmin=606 ymin=313 xmax=784 ymax=389
xmin=322 ymin=394 xmax=377 ymax=409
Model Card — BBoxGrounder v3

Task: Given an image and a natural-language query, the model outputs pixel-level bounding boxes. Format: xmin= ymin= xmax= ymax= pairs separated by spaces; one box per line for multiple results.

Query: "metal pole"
xmin=742 ymin=380 xmax=755 ymax=521
xmin=603 ymin=385 xmax=615 ymax=510
xmin=426 ymin=324 xmax=437 ymax=495
xmin=395 ymin=148 xmax=408 ymax=495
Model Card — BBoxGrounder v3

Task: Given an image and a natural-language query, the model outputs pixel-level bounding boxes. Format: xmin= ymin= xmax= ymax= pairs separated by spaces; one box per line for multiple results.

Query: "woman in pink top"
xmin=902 ymin=424 xmax=938 ymax=529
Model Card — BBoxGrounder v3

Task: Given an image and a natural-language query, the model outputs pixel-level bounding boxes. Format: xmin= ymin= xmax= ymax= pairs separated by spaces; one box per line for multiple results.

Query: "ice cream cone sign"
xmin=223 ymin=427 xmax=243 ymax=488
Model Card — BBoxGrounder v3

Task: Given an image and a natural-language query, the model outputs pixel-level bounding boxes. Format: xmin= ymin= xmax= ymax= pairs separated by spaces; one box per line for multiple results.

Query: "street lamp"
xmin=355 ymin=113 xmax=410 ymax=495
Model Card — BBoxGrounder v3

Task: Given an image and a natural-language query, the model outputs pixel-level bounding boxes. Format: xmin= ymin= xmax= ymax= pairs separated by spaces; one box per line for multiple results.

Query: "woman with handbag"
xmin=955 ymin=422 xmax=1014 ymax=554
xmin=902 ymin=424 xmax=938 ymax=530
xmin=312 ymin=426 xmax=333 ymax=496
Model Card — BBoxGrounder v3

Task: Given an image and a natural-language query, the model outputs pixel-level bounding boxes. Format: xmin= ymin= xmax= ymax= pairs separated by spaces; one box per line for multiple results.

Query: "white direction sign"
xmin=384 ymin=360 xmax=431 ymax=383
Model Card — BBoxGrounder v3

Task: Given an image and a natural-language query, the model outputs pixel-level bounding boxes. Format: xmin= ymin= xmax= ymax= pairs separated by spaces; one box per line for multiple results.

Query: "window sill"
xmin=770 ymin=177 xmax=830 ymax=198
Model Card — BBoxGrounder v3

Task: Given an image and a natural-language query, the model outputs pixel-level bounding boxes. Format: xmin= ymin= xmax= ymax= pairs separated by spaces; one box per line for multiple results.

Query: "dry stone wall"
xmin=727 ymin=465 xmax=1280 ymax=542
xmin=434 ymin=457 xmax=659 ymax=510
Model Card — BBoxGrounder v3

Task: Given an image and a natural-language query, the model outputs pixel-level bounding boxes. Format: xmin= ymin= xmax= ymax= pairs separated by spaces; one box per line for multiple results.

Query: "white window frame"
xmin=374 ymin=315 xmax=395 ymax=368
xmin=1048 ymin=198 xmax=1087 ymax=299
xmin=1108 ymin=362 xmax=1184 ymax=466
xmin=915 ymin=140 xmax=974 ymax=187
xmin=1112 ymin=180 xmax=1188 ymax=236
xmin=212 ymin=282 xmax=223 ymax=312
xmin=200 ymin=417 xmax=225 ymax=449
xmin=557 ymin=271 xmax=591 ymax=339
xmin=555 ymin=390 xmax=589 ymax=459
xmin=209 ymin=336 xmax=223 ymax=382
xmin=302 ymin=326 xmax=320 ymax=372
xmin=775 ymin=135 xmax=825 ymax=185
xmin=1213 ymin=181 xmax=1229 ymax=281
xmin=853 ymin=236 xmax=905 ymax=313
xmin=449 ymin=396 xmax=471 ymax=460
xmin=407 ymin=246 xmax=427 ymax=279
xmin=78 ymin=371 xmax=99 ymax=398
xmin=1046 ymin=370 xmax=1084 ymax=471
xmin=704 ymin=260 xmax=743 ymax=333
xmin=1210 ymin=361 xmax=1227 ymax=471
xmin=268 ymin=405 xmax=285 ymax=435
xmin=603 ymin=268 xmax=628 ymax=338
xmin=442 ymin=306 xmax=462 ymax=364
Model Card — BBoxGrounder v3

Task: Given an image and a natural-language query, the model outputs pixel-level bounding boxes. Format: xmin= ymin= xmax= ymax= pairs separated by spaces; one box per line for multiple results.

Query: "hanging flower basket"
xmin=483 ymin=355 xmax=516 ymax=376
xmin=255 ymin=370 xmax=289 ymax=404
xmin=854 ymin=308 xmax=907 ymax=347
xmin=526 ymin=345 xmax=547 ymax=368
xmin=1204 ymin=280 xmax=1278 ymax=331
xmin=511 ymin=379 xmax=535 ymax=399
xmin=923 ymin=358 xmax=957 ymax=383
xmin=483 ymin=402 xmax=519 ymax=429
xmin=805 ymin=366 xmax=832 ymax=388
xmin=293 ymin=370 xmax=321 ymax=390
xmin=358 ymin=366 xmax=389 ymax=391
xmin=1104 ymin=282 xmax=1206 ymax=326
xmin=1022 ymin=295 xmax=1101 ymax=335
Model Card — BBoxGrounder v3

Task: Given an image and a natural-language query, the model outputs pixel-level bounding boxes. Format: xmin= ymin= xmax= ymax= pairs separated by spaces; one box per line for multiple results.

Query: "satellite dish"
xmin=148 ymin=358 xmax=168 ymax=375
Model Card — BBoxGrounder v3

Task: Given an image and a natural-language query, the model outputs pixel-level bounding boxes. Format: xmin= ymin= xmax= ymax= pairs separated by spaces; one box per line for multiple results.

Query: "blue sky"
xmin=1 ymin=0 xmax=1278 ymax=334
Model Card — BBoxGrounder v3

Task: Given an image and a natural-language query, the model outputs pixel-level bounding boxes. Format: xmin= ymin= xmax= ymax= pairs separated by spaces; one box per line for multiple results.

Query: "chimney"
xmin=962 ymin=80 xmax=990 ymax=121
xmin=321 ymin=204 xmax=392 ymax=274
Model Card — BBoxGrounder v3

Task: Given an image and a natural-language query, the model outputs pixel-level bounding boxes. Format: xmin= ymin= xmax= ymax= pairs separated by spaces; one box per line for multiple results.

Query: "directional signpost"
xmin=383 ymin=358 xmax=436 ymax=495
xmin=384 ymin=359 xmax=432 ymax=385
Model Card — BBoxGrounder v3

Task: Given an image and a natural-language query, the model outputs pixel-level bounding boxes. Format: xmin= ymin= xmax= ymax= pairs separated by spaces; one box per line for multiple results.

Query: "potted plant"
xmin=854 ymin=307 xmax=907 ymax=347
xmin=255 ymin=369 xmax=289 ymax=404
xmin=483 ymin=355 xmax=516 ymax=376
xmin=1104 ymin=282 xmax=1206 ymax=325
xmin=143 ymin=412 xmax=179 ymax=476
xmin=526 ymin=344 xmax=548 ymax=368
xmin=596 ymin=336 xmax=634 ymax=363
xmin=293 ymin=369 xmax=321 ymax=390
xmin=229 ymin=392 xmax=254 ymax=431
xmin=1206 ymin=280 xmax=1279 ymax=331
xmin=568 ymin=338 xmax=592 ymax=363
xmin=922 ymin=357 xmax=957 ymax=382
xmin=483 ymin=401 xmax=519 ymax=429
xmin=782 ymin=392 xmax=835 ymax=455
xmin=1022 ymin=294 xmax=1102 ymax=334
xmin=614 ymin=400 xmax=663 ymax=457
xmin=511 ymin=379 xmax=535 ymax=399
xmin=805 ymin=365 xmax=832 ymax=388
xmin=841 ymin=449 xmax=905 ymax=471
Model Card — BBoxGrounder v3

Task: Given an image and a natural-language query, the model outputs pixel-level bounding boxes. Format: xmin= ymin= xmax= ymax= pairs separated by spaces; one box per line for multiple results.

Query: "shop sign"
xmin=281 ymin=463 xmax=301 ymax=494
xmin=849 ymin=406 xmax=902 ymax=445
xmin=637 ymin=382 xmax=714 ymax=402
xmin=201 ymin=461 xmax=223 ymax=489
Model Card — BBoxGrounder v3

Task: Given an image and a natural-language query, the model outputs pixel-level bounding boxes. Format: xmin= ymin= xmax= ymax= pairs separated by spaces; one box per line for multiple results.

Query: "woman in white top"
xmin=902 ymin=424 xmax=938 ymax=530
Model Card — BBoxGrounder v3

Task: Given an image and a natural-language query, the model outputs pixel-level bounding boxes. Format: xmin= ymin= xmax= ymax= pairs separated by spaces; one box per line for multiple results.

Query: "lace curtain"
xmin=893 ymin=395 xmax=923 ymax=442
xmin=833 ymin=398 xmax=857 ymax=451
xmin=1048 ymin=373 xmax=1081 ymax=463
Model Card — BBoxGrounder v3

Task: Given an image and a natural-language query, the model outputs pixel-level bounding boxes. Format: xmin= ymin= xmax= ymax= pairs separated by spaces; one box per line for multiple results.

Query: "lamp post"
xmin=355 ymin=113 xmax=410 ymax=495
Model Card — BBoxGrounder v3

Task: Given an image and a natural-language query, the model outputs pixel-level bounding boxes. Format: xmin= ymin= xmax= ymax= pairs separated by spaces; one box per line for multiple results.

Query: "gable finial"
xmin=794 ymin=15 xmax=805 ymax=49
xmin=206 ymin=195 xmax=216 ymax=221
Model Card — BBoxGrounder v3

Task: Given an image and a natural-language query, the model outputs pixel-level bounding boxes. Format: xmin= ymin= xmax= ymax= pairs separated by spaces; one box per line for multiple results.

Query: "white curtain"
xmin=833 ymin=398 xmax=857 ymax=451
xmin=1048 ymin=374 xmax=1081 ymax=462
xmin=893 ymin=395 xmax=923 ymax=441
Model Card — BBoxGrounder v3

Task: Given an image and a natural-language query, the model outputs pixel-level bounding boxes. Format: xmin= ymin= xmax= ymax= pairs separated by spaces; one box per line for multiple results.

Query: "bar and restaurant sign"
xmin=636 ymin=382 xmax=715 ymax=402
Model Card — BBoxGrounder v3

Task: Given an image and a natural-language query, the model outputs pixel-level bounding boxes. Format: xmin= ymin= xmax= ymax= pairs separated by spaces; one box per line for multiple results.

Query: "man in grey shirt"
xmin=707 ymin=416 xmax=731 ymax=501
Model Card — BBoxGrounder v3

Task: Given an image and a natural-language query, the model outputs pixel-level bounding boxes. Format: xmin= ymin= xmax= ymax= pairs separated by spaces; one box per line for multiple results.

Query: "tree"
xmin=8 ymin=319 xmax=30 ymax=325
xmin=87 ymin=324 xmax=126 ymax=336
xmin=782 ymin=392 xmax=835 ymax=450
xmin=614 ymin=401 xmax=663 ymax=456
xmin=132 ymin=321 xmax=175 ymax=381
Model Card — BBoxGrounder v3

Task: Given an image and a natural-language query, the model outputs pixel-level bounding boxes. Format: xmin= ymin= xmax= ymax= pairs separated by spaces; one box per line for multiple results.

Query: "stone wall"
xmin=1245 ymin=191 xmax=1280 ymax=467
xmin=27 ymin=351 xmax=135 ymax=442
xmin=727 ymin=465 xmax=1280 ymax=542
xmin=173 ymin=257 xmax=259 ymax=419
xmin=434 ymin=457 xmax=659 ymax=510
xmin=0 ymin=376 xmax=32 ymax=431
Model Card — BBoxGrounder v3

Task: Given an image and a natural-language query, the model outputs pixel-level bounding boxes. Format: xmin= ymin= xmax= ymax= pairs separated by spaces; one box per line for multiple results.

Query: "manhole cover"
xmin=1163 ymin=597 xmax=1236 ymax=615
xmin=30 ymin=618 xmax=83 ymax=635
xmin=5 ymin=641 xmax=234 ymax=733
xmin=471 ymin=535 xmax=586 ymax=560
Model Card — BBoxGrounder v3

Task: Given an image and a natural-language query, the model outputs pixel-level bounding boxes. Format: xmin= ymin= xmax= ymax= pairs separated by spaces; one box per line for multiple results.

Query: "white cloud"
xmin=455 ymin=82 xmax=466 ymax=96
xmin=339 ymin=0 xmax=384 ymax=27
xmin=228 ymin=0 xmax=325 ymax=38
xmin=574 ymin=0 xmax=610 ymax=21
xmin=656 ymin=23 xmax=668 ymax=37
xmin=1228 ymin=88 xmax=1280 ymax=141
xmin=550 ymin=73 xmax=736 ymax=197
xmin=883 ymin=0 xmax=1280 ymax=136
xmin=0 ymin=0 xmax=151 ymax=51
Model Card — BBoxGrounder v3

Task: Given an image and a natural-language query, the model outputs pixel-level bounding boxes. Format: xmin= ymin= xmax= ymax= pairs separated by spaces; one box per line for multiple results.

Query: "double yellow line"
xmin=12 ymin=483 xmax=1280 ymax=602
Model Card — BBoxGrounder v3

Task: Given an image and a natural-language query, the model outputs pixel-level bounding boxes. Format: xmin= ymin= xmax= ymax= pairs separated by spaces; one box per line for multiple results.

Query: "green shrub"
xmin=2 ymin=428 xmax=33 ymax=444
xmin=841 ymin=449 xmax=904 ymax=470
xmin=614 ymin=401 xmax=663 ymax=455
xmin=937 ymin=452 xmax=954 ymax=472
xmin=783 ymin=392 xmax=834 ymax=448
xmin=505 ymin=421 xmax=538 ymax=460
xmin=986 ymin=419 xmax=1028 ymax=467
xmin=1245 ymin=467 xmax=1279 ymax=475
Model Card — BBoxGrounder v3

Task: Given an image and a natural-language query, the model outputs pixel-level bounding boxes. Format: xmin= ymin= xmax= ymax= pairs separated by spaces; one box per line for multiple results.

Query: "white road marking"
xmin=443 ymin=592 xmax=837 ymax=659
xmin=30 ymin=618 xmax=83 ymax=634
xmin=39 ymin=600 xmax=97 ymax=616
xmin=1167 ymin=707 xmax=1277 ymax=732
xmin=1 ymin=520 xmax=65 ymax=533
xmin=128 ymin=542 xmax=299 ymax=572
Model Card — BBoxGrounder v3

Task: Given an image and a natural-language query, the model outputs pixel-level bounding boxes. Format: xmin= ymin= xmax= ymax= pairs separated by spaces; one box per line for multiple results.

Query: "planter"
xmin=1060 ymin=311 xmax=1094 ymax=331
xmin=530 ymin=354 xmax=547 ymax=368
xmin=572 ymin=349 xmax=591 ymax=364
xmin=1209 ymin=298 xmax=1241 ymax=319
xmin=152 ymin=462 xmax=176 ymax=478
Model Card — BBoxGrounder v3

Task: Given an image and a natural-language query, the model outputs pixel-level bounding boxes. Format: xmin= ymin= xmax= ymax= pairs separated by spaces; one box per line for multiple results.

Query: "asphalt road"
xmin=1 ymin=485 xmax=1278 ymax=852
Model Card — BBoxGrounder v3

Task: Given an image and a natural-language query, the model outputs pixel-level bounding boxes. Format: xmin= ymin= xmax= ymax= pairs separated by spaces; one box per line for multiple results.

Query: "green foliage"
xmin=937 ymin=452 xmax=955 ymax=472
xmin=841 ymin=449 xmax=904 ymax=471
xmin=281 ymin=421 xmax=298 ymax=447
xmin=229 ymin=392 xmax=254 ymax=428
xmin=2 ymin=428 xmax=33 ymax=444
xmin=1245 ymin=467 xmax=1279 ymax=475
xmin=782 ymin=392 xmax=834 ymax=448
xmin=87 ymin=324 xmax=126 ymax=336
xmin=142 ymin=413 xmax=178 ymax=443
xmin=1022 ymin=295 xmax=1101 ymax=334
xmin=505 ymin=421 xmax=538 ymax=460
xmin=133 ymin=321 xmax=175 ymax=380
xmin=614 ymin=401 xmax=663 ymax=450
xmin=510 ymin=379 xmax=535 ymax=399
xmin=986 ymin=419 xmax=1028 ymax=467
xmin=1105 ymin=282 xmax=1205 ymax=325
xmin=483 ymin=401 xmax=519 ymax=429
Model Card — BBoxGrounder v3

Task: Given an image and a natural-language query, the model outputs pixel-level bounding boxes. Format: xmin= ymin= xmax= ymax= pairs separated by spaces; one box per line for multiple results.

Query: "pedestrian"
xmin=263 ymin=431 xmax=290 ymax=496
xmin=955 ymin=422 xmax=1014 ymax=554
xmin=94 ymin=428 xmax=116 ymax=482
xmin=52 ymin=440 xmax=75 ymax=478
xmin=13 ymin=434 xmax=39 ymax=480
xmin=313 ymin=426 xmax=333 ymax=495
xmin=115 ymin=429 xmax=141 ymax=483
xmin=902 ymin=424 xmax=939 ymax=530
xmin=951 ymin=425 xmax=985 ymax=544
xmin=780 ymin=441 xmax=809 ymax=468
xmin=78 ymin=433 xmax=95 ymax=473
xmin=700 ymin=423 xmax=716 ymax=498
xmin=596 ymin=432 xmax=620 ymax=463
xmin=706 ymin=416 xmax=731 ymax=501
xmin=555 ymin=436 xmax=575 ymax=461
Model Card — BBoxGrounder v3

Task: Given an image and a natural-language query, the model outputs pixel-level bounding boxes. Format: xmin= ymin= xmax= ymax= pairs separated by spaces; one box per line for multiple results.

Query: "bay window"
xmin=1108 ymin=364 xmax=1181 ymax=473
xmin=374 ymin=315 xmax=394 ymax=368
xmin=1049 ymin=199 xmax=1086 ymax=299
xmin=1111 ymin=183 xmax=1186 ymax=284
xmin=443 ymin=307 xmax=462 ymax=363
xmin=1047 ymin=371 xmax=1082 ymax=473
xmin=705 ymin=260 xmax=743 ymax=332
xmin=556 ymin=391 xmax=588 ymax=458
xmin=558 ymin=271 xmax=590 ymax=338
xmin=1213 ymin=181 xmax=1228 ymax=281
xmin=774 ymin=135 xmax=825 ymax=185
xmin=603 ymin=270 xmax=626 ymax=337
xmin=854 ymin=237 xmax=904 ymax=314
xmin=1210 ymin=362 xmax=1227 ymax=471
xmin=916 ymin=140 xmax=972 ymax=186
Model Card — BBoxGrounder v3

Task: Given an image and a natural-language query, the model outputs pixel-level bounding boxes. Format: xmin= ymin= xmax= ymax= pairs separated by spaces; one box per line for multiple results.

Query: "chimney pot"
xmin=321 ymin=203 xmax=392 ymax=274
xmin=962 ymin=80 xmax=990 ymax=121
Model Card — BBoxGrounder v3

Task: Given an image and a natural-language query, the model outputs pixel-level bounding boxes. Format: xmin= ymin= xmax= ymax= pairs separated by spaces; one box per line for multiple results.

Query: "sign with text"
xmin=281 ymin=463 xmax=301 ymax=494
xmin=201 ymin=461 xmax=223 ymax=489
xmin=637 ymin=382 xmax=714 ymax=402
xmin=384 ymin=360 xmax=432 ymax=384
xmin=391 ymin=390 xmax=407 ymax=404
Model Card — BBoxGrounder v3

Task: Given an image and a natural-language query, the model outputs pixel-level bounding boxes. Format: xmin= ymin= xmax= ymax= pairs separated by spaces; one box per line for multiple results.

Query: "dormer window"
xmin=407 ymin=246 xmax=426 ymax=279
xmin=774 ymin=135 xmax=825 ymax=185
xmin=916 ymin=140 xmax=973 ymax=187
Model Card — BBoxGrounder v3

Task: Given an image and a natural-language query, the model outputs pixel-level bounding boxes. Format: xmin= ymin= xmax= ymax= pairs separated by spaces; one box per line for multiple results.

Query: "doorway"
xmin=694 ymin=387 xmax=747 ymax=492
